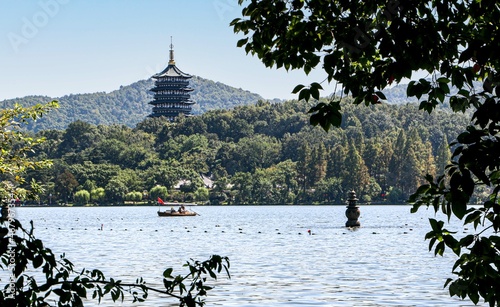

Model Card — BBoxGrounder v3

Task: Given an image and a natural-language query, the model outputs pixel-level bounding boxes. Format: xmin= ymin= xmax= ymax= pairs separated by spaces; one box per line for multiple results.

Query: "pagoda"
xmin=149 ymin=39 xmax=195 ymax=120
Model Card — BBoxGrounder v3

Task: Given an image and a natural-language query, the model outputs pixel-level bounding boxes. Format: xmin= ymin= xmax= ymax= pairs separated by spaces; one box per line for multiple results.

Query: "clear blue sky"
xmin=0 ymin=0 xmax=330 ymax=101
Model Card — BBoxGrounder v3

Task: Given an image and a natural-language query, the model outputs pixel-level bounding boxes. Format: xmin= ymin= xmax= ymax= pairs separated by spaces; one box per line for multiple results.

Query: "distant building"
xmin=148 ymin=39 xmax=195 ymax=120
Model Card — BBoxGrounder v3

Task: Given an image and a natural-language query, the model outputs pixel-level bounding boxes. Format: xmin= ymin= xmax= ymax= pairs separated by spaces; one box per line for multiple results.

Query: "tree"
xmin=149 ymin=185 xmax=169 ymax=201
xmin=194 ymin=187 xmax=209 ymax=202
xmin=0 ymin=103 xmax=230 ymax=306
xmin=105 ymin=177 xmax=129 ymax=203
xmin=0 ymin=102 xmax=58 ymax=204
xmin=314 ymin=177 xmax=343 ymax=203
xmin=327 ymin=142 xmax=347 ymax=179
xmin=310 ymin=143 xmax=328 ymax=186
xmin=435 ymin=134 xmax=452 ymax=175
xmin=232 ymin=1 xmax=500 ymax=305
xmin=91 ymin=187 xmax=106 ymax=203
xmin=342 ymin=142 xmax=370 ymax=196
xmin=387 ymin=129 xmax=406 ymax=194
xmin=296 ymin=143 xmax=312 ymax=194
xmin=125 ymin=191 xmax=143 ymax=203
xmin=58 ymin=120 xmax=100 ymax=156
xmin=74 ymin=189 xmax=90 ymax=205
xmin=54 ymin=169 xmax=79 ymax=203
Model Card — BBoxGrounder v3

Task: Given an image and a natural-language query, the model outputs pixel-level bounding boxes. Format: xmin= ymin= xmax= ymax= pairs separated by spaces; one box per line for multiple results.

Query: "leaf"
xmin=375 ymin=91 xmax=387 ymax=100
xmin=291 ymin=84 xmax=306 ymax=94
xmin=407 ymin=80 xmax=416 ymax=97
xmin=429 ymin=218 xmax=441 ymax=232
xmin=310 ymin=86 xmax=320 ymax=100
xmin=459 ymin=234 xmax=474 ymax=247
xmin=163 ymin=268 xmax=173 ymax=278
xmin=464 ymin=211 xmax=481 ymax=226
xmin=461 ymin=170 xmax=474 ymax=197
xmin=435 ymin=241 xmax=445 ymax=256
xmin=298 ymin=88 xmax=310 ymax=101
xmin=33 ymin=255 xmax=43 ymax=268
xmin=450 ymin=197 xmax=467 ymax=219
xmin=468 ymin=288 xmax=480 ymax=304
xmin=236 ymin=38 xmax=248 ymax=48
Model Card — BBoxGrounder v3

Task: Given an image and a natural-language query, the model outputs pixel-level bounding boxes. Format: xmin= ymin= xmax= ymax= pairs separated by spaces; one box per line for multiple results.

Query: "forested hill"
xmin=26 ymin=98 xmax=470 ymax=206
xmin=0 ymin=76 xmax=263 ymax=132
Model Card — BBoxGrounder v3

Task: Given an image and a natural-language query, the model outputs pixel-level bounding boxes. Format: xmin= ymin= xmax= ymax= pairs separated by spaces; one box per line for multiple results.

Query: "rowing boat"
xmin=157 ymin=210 xmax=197 ymax=217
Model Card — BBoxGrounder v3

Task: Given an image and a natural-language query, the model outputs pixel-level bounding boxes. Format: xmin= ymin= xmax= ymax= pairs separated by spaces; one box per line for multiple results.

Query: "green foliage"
xmin=0 ymin=104 xmax=230 ymax=306
xmin=232 ymin=0 xmax=500 ymax=305
xmin=150 ymin=185 xmax=169 ymax=201
xmin=194 ymin=187 xmax=209 ymax=202
xmin=91 ymin=187 xmax=106 ymax=202
xmin=24 ymin=98 xmax=469 ymax=205
xmin=74 ymin=190 xmax=90 ymax=205
xmin=125 ymin=191 xmax=143 ymax=203
xmin=0 ymin=102 xmax=58 ymax=203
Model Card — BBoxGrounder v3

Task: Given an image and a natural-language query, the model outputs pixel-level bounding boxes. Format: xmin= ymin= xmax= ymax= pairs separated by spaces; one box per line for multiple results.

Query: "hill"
xmin=0 ymin=76 xmax=263 ymax=132
xmin=24 ymin=97 xmax=470 ymax=205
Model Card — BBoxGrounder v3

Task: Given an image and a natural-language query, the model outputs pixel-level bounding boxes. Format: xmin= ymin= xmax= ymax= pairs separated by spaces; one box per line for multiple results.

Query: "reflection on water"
xmin=7 ymin=205 xmax=484 ymax=306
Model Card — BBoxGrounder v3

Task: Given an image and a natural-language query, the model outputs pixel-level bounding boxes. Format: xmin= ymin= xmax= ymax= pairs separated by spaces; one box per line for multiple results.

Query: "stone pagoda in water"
xmin=148 ymin=39 xmax=195 ymax=120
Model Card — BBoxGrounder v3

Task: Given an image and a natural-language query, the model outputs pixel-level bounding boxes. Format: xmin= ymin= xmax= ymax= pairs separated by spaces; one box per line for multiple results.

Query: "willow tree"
xmin=232 ymin=0 xmax=500 ymax=305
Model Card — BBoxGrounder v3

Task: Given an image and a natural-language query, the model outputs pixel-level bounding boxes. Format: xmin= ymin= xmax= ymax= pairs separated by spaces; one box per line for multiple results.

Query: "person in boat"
xmin=170 ymin=207 xmax=175 ymax=214
xmin=178 ymin=204 xmax=186 ymax=213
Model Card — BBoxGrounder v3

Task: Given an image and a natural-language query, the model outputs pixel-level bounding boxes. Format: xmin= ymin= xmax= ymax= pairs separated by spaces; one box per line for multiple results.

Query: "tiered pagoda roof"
xmin=148 ymin=39 xmax=195 ymax=120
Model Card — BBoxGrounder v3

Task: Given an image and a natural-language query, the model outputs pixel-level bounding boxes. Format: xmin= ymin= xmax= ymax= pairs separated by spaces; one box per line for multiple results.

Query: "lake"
xmin=8 ymin=205 xmax=484 ymax=306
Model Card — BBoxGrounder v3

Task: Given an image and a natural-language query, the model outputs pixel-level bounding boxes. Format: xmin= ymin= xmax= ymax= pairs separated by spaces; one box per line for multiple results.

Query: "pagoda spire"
xmin=168 ymin=36 xmax=175 ymax=65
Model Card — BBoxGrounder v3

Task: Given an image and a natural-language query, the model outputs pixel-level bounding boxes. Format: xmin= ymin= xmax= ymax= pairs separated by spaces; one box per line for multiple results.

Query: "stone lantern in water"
xmin=345 ymin=190 xmax=361 ymax=227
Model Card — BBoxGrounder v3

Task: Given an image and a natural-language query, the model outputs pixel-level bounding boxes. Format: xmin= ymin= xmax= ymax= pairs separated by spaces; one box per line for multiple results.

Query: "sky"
xmin=0 ymin=0 xmax=332 ymax=101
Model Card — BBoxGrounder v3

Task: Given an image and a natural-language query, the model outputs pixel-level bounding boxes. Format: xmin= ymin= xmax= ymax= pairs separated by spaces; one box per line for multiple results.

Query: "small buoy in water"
xmin=258 ymin=231 xmax=261 ymax=234
xmin=307 ymin=229 xmax=311 ymax=235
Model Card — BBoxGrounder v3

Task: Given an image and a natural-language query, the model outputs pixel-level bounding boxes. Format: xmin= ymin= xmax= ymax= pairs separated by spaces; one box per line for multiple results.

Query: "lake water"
xmin=8 ymin=205 xmax=485 ymax=306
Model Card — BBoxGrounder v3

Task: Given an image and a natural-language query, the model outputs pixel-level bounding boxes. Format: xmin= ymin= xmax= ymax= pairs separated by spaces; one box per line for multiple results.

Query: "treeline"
xmin=25 ymin=98 xmax=470 ymax=205
xmin=0 ymin=77 xmax=262 ymax=133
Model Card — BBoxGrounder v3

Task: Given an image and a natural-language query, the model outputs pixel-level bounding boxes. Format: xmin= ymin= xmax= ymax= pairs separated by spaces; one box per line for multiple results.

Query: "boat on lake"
xmin=157 ymin=197 xmax=197 ymax=217
xmin=157 ymin=210 xmax=197 ymax=217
